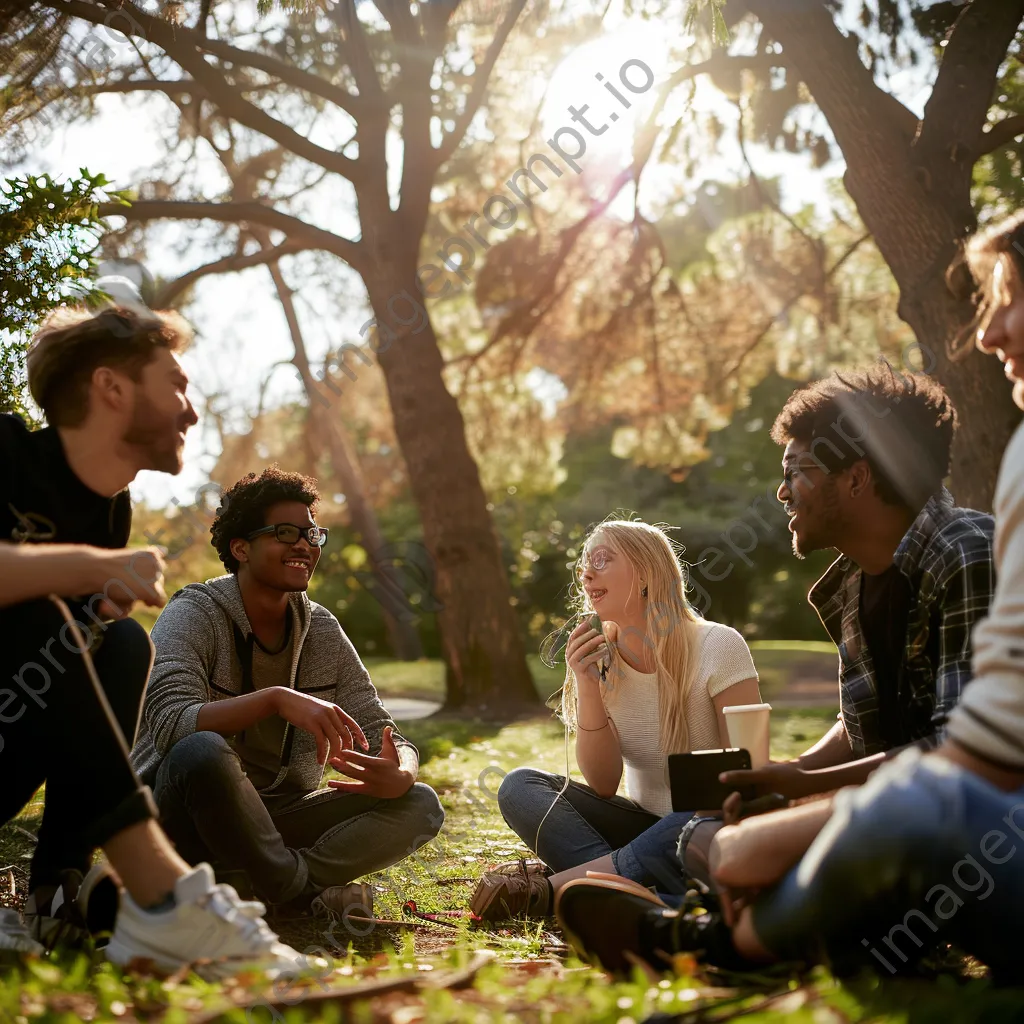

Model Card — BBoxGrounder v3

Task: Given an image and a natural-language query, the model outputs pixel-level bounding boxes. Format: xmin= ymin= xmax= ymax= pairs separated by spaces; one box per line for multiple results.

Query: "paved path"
xmin=386 ymin=696 xmax=443 ymax=720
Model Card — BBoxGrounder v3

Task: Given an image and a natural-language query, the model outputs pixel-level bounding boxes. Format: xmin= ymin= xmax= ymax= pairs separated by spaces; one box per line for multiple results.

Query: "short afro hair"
xmin=771 ymin=364 xmax=957 ymax=510
xmin=211 ymin=466 xmax=320 ymax=574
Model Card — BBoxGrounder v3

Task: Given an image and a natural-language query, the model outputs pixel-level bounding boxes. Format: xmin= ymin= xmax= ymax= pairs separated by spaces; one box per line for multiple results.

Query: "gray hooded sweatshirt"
xmin=131 ymin=574 xmax=416 ymax=794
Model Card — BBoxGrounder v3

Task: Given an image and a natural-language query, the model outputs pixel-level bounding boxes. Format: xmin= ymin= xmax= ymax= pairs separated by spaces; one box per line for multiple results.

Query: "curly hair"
xmin=211 ymin=466 xmax=321 ymax=573
xmin=770 ymin=364 xmax=957 ymax=509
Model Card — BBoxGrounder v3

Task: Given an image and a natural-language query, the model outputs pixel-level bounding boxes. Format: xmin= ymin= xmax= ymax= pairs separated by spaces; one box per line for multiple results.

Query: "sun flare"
xmin=540 ymin=20 xmax=674 ymax=163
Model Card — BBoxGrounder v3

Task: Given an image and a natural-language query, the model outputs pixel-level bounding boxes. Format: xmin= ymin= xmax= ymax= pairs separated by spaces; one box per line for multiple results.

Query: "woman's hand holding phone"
xmin=566 ymin=618 xmax=609 ymax=684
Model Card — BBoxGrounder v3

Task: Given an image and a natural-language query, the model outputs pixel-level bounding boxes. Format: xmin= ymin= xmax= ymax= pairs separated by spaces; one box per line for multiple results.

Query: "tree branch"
xmin=374 ymin=0 xmax=419 ymax=47
xmin=978 ymin=113 xmax=1024 ymax=157
xmin=98 ymin=199 xmax=365 ymax=272
xmin=739 ymin=0 xmax=920 ymax=150
xmin=918 ymin=0 xmax=1024 ymax=161
xmin=433 ymin=0 xmax=529 ymax=167
xmin=80 ymin=77 xmax=285 ymax=101
xmin=80 ymin=79 xmax=203 ymax=97
xmin=153 ymin=238 xmax=308 ymax=307
xmin=195 ymin=35 xmax=362 ymax=119
xmin=326 ymin=2 xmax=385 ymax=103
xmin=726 ymin=230 xmax=872 ymax=380
xmin=47 ymin=0 xmax=365 ymax=183
xmin=73 ymin=0 xmax=364 ymax=118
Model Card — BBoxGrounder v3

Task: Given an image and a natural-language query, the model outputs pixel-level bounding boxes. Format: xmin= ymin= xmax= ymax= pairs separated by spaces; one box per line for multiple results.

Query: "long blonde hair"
xmin=559 ymin=519 xmax=702 ymax=753
xmin=951 ymin=211 xmax=1024 ymax=358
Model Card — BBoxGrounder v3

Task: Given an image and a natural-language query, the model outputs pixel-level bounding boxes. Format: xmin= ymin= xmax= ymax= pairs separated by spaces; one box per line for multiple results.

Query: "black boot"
xmin=556 ymin=881 xmax=754 ymax=977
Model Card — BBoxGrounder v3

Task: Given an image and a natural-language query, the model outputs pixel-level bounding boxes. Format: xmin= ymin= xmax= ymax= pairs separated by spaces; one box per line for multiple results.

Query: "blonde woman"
xmin=471 ymin=519 xmax=762 ymax=921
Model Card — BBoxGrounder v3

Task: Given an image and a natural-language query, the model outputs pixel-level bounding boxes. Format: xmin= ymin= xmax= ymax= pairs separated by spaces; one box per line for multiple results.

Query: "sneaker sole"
xmin=0 ymin=944 xmax=45 ymax=961
xmin=554 ymin=880 xmax=678 ymax=976
xmin=105 ymin=939 xmax=296 ymax=982
xmin=554 ymin=875 xmax=670 ymax=915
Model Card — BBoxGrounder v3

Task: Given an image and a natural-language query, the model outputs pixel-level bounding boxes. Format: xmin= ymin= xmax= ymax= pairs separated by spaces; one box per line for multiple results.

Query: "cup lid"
xmin=722 ymin=703 xmax=773 ymax=713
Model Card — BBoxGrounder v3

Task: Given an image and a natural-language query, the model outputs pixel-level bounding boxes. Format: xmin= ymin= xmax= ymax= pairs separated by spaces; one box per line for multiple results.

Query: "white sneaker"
xmin=105 ymin=863 xmax=316 ymax=980
xmin=0 ymin=908 xmax=45 ymax=957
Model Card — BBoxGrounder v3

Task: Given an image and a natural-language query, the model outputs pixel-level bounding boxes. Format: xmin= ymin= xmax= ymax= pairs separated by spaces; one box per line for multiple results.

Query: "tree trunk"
xmin=743 ymin=0 xmax=1023 ymax=510
xmin=359 ymin=259 xmax=538 ymax=712
xmin=266 ymin=258 xmax=425 ymax=662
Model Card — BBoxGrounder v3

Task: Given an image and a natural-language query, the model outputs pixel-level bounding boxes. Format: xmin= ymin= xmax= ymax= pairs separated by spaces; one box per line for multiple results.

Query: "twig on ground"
xmin=195 ymin=950 xmax=497 ymax=1023
xmin=344 ymin=915 xmax=439 ymax=929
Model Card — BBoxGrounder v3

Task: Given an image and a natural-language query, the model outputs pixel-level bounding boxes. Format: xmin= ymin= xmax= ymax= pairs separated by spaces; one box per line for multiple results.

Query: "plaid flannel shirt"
xmin=808 ymin=488 xmax=996 ymax=758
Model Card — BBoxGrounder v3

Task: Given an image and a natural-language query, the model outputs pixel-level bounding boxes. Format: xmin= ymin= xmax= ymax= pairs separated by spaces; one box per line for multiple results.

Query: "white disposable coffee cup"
xmin=723 ymin=703 xmax=772 ymax=768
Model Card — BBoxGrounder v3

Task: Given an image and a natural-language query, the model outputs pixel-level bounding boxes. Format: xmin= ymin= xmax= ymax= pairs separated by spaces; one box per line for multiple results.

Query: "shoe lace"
xmin=202 ymin=884 xmax=278 ymax=950
xmin=503 ymin=865 xmax=549 ymax=907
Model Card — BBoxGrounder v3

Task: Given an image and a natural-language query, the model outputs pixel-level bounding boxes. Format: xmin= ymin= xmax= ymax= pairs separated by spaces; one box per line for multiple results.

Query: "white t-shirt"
xmin=600 ymin=619 xmax=759 ymax=817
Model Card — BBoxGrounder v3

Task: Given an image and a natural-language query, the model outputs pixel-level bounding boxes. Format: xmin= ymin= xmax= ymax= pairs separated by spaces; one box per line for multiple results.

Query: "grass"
xmin=361 ymin=654 xmax=566 ymax=705
xmin=0 ymin=657 xmax=1020 ymax=1023
xmin=364 ymin=644 xmax=838 ymax=709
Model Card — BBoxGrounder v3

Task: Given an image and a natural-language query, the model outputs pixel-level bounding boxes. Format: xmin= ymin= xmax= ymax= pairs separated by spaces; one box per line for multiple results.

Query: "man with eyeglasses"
xmin=131 ymin=467 xmax=444 ymax=923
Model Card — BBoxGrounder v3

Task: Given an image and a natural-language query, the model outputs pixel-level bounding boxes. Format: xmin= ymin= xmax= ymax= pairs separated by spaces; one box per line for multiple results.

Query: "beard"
xmin=790 ymin=479 xmax=843 ymax=558
xmin=123 ymin=396 xmax=185 ymax=474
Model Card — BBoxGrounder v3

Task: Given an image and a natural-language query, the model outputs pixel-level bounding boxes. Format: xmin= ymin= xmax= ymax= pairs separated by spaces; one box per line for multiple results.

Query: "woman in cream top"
xmin=471 ymin=518 xmax=762 ymax=922
xmin=602 ymin=619 xmax=761 ymax=816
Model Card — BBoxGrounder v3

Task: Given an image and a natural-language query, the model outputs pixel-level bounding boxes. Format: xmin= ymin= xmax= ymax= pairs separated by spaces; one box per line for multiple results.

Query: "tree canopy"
xmin=0 ymin=169 xmax=128 ymax=420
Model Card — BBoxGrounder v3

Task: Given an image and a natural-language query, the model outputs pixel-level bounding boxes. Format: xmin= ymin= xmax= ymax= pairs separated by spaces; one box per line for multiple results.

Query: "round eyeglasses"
xmin=245 ymin=523 xmax=329 ymax=547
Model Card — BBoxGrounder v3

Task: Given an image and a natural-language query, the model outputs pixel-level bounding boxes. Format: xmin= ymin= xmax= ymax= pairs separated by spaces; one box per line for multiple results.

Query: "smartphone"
xmin=668 ymin=748 xmax=754 ymax=812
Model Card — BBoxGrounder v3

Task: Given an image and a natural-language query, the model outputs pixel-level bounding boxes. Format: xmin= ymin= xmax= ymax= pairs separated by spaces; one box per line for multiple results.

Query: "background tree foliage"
xmin=2 ymin=0 xmax=1020 ymax=676
xmin=0 ymin=170 xmax=126 ymax=420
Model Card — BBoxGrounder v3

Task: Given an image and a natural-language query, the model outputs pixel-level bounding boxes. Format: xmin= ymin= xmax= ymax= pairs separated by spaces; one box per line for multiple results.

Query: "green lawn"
xmin=364 ymin=641 xmax=838 ymax=708
xmin=0 ymin=657 xmax=1019 ymax=1022
xmin=361 ymin=653 xmax=566 ymax=705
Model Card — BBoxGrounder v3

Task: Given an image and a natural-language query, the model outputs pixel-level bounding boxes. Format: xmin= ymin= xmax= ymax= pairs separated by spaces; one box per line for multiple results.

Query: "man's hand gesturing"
xmin=329 ymin=726 xmax=414 ymax=799
xmin=272 ymin=688 xmax=369 ymax=766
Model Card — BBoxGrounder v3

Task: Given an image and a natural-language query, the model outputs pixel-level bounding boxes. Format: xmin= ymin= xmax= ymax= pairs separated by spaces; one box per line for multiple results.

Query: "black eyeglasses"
xmin=246 ymin=523 xmax=329 ymax=547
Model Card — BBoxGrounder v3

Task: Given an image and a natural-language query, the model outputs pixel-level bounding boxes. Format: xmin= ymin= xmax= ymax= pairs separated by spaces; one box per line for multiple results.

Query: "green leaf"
xmin=0 ymin=169 xmax=118 ymax=418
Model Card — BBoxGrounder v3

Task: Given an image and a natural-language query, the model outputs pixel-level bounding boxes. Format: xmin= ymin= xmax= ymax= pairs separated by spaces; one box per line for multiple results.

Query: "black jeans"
xmin=153 ymin=731 xmax=445 ymax=905
xmin=0 ymin=599 xmax=158 ymax=890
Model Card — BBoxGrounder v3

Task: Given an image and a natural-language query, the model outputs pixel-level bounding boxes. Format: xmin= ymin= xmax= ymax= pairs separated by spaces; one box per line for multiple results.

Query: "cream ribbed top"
xmin=948 ymin=421 xmax=1024 ymax=770
xmin=600 ymin=620 xmax=759 ymax=816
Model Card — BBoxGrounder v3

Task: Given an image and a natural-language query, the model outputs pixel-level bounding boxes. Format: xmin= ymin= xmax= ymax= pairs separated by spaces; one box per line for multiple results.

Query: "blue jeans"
xmin=752 ymin=749 xmax=1024 ymax=981
xmin=497 ymin=767 xmax=694 ymax=896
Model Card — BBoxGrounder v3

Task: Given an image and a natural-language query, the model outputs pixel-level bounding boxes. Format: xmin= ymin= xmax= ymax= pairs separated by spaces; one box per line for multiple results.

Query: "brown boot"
xmin=471 ymin=861 xmax=553 ymax=922
xmin=311 ymin=882 xmax=373 ymax=921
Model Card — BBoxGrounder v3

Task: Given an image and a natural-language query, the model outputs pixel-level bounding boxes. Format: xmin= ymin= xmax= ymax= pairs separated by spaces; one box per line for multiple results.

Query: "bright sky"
xmin=18 ymin=0 xmax=937 ymax=511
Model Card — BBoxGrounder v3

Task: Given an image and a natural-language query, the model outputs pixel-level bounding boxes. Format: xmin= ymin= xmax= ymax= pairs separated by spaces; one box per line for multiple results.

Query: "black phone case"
xmin=668 ymin=749 xmax=754 ymax=812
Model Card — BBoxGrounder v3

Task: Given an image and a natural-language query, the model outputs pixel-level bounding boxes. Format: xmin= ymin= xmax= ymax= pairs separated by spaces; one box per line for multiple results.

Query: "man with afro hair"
xmin=554 ymin=364 xmax=1000 ymax=973
xmin=132 ymin=466 xmax=443 ymax=921
xmin=553 ymin=212 xmax=1024 ymax=987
